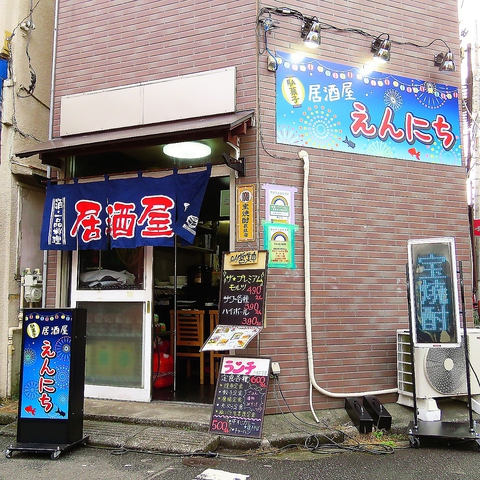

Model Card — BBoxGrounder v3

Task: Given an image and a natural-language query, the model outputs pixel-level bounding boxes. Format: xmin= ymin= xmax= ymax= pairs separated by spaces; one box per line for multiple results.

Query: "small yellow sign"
xmin=227 ymin=250 xmax=261 ymax=266
xmin=236 ymin=184 xmax=255 ymax=242
xmin=2 ymin=31 xmax=12 ymax=57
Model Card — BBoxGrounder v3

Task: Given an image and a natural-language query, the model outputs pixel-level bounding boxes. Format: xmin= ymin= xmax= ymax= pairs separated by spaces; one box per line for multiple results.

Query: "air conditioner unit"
xmin=397 ymin=329 xmax=480 ymax=420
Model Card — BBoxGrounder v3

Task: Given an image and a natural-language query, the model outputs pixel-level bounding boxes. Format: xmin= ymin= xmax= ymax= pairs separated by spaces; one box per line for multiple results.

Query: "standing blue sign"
xmin=13 ymin=308 xmax=87 ymax=452
xmin=19 ymin=310 xmax=75 ymax=420
xmin=407 ymin=238 xmax=460 ymax=347
xmin=275 ymin=51 xmax=461 ymax=166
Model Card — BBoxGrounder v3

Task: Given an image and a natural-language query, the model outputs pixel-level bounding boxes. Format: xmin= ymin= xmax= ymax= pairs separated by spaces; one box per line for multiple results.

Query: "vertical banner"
xmin=1 ymin=58 xmax=9 ymax=131
xmin=236 ymin=184 xmax=255 ymax=242
xmin=407 ymin=237 xmax=460 ymax=347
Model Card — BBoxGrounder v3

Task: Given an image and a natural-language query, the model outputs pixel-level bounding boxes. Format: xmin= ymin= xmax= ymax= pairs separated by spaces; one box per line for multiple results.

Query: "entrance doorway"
xmin=70 ymin=170 xmax=231 ymax=404
xmin=152 ymin=175 xmax=230 ymax=402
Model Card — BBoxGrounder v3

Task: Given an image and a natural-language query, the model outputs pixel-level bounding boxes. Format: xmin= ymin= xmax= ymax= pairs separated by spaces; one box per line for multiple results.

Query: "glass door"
xmin=71 ymin=247 xmax=153 ymax=402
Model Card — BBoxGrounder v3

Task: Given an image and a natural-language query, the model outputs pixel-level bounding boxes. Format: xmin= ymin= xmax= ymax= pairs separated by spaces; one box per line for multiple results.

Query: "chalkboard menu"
xmin=209 ymin=356 xmax=271 ymax=438
xmin=218 ymin=251 xmax=268 ymax=327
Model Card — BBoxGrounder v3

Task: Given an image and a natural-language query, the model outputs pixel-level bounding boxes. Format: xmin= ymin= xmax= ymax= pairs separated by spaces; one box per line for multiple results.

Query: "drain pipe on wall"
xmin=7 ymin=277 xmax=25 ymax=398
xmin=7 ymin=314 xmax=23 ymax=398
xmin=298 ymin=150 xmax=398 ymax=422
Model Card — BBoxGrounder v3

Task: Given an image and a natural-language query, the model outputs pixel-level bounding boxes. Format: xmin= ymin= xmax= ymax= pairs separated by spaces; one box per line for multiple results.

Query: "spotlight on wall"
xmin=434 ymin=51 xmax=456 ymax=72
xmin=371 ymin=34 xmax=391 ymax=62
xmin=301 ymin=17 xmax=321 ymax=49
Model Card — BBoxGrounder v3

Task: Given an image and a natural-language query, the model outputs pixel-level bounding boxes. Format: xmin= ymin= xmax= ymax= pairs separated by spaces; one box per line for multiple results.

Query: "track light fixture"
xmin=434 ymin=51 xmax=456 ymax=72
xmin=371 ymin=34 xmax=391 ymax=62
xmin=301 ymin=17 xmax=321 ymax=49
xmin=257 ymin=7 xmax=455 ymax=73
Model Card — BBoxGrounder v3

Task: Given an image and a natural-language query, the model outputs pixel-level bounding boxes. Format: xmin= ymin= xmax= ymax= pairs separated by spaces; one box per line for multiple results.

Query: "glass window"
xmin=78 ymin=248 xmax=144 ymax=290
xmin=79 ymin=302 xmax=144 ymax=388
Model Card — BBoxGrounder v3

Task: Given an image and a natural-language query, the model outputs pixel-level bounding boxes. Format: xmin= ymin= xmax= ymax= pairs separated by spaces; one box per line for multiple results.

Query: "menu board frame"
xmin=209 ymin=356 xmax=271 ymax=438
xmin=218 ymin=250 xmax=268 ymax=328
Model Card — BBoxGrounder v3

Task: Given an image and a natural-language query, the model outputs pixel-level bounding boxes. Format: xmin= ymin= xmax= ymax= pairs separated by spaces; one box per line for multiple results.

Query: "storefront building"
xmin=16 ymin=1 xmax=471 ymax=414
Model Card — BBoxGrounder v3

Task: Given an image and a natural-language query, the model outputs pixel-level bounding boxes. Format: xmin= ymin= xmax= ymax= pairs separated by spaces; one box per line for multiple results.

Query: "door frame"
xmin=71 ymin=247 xmax=154 ymax=402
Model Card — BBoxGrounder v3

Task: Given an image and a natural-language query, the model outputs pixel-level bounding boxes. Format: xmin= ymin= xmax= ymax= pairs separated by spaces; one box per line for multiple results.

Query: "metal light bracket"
xmin=222 ymin=152 xmax=245 ymax=177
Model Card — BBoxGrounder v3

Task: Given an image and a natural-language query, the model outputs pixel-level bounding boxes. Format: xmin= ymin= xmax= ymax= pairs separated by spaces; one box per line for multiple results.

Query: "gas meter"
xmin=23 ymin=268 xmax=43 ymax=303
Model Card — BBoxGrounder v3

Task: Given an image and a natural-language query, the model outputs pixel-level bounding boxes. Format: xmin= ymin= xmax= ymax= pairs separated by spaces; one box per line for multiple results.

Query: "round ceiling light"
xmin=163 ymin=141 xmax=211 ymax=159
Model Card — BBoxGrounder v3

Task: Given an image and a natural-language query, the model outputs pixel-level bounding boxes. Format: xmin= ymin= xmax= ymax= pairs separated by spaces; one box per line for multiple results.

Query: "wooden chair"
xmin=171 ymin=309 xmax=206 ymax=384
xmin=209 ymin=310 xmax=224 ymax=385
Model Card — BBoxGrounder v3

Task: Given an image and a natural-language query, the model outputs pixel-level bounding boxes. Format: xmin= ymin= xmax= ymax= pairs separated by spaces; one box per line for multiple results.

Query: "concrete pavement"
xmin=1 ymin=398 xmax=479 ymax=455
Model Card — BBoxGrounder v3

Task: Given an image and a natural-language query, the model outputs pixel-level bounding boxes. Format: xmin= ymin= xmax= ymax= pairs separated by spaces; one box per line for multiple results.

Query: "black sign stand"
xmin=209 ymin=356 xmax=271 ymax=439
xmin=406 ymin=262 xmax=480 ymax=450
xmin=5 ymin=308 xmax=88 ymax=460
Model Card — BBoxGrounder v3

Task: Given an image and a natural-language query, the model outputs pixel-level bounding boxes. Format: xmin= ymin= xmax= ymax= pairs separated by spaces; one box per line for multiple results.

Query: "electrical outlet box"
xmin=271 ymin=361 xmax=281 ymax=375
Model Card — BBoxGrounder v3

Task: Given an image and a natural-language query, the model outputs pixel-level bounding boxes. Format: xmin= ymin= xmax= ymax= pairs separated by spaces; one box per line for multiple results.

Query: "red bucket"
xmin=152 ymin=352 xmax=174 ymax=388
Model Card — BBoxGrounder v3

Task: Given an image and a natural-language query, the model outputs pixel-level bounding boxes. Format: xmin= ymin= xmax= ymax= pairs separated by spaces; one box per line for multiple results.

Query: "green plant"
xmin=473 ymin=308 xmax=480 ymax=326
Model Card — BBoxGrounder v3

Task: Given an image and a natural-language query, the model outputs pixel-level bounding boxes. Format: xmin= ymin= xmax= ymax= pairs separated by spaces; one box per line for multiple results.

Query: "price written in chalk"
xmin=219 ymin=269 xmax=266 ymax=327
xmin=210 ymin=419 xmax=229 ymax=433
xmin=242 ymin=316 xmax=262 ymax=326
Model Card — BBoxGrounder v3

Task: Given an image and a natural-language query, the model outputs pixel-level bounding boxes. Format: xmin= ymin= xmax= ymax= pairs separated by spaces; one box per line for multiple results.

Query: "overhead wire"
xmin=4 ymin=0 xmax=46 ymax=142
xmin=257 ymin=6 xmax=456 ymax=51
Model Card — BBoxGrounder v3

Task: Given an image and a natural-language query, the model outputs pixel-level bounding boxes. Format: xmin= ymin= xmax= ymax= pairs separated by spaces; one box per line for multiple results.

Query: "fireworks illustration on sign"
xmin=276 ymin=124 xmax=303 ymax=145
xmin=57 ymin=392 xmax=68 ymax=405
xmin=23 ymin=348 xmax=36 ymax=366
xmin=365 ymin=139 xmax=395 ymax=158
xmin=383 ymin=88 xmax=403 ymax=111
xmin=425 ymin=140 xmax=461 ymax=164
xmin=414 ymin=82 xmax=447 ymax=109
xmin=55 ymin=336 xmax=71 ymax=361
xmin=299 ymin=107 xmax=342 ymax=148
xmin=23 ymin=379 xmax=39 ymax=400
xmin=54 ymin=364 xmax=71 ymax=389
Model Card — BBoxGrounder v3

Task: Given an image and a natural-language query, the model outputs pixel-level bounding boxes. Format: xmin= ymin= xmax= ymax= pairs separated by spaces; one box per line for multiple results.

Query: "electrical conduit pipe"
xmin=298 ymin=150 xmax=398 ymax=422
xmin=7 ymin=278 xmax=25 ymax=398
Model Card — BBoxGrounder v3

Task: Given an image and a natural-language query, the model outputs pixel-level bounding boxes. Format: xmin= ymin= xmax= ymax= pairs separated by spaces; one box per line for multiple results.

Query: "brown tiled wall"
xmin=45 ymin=250 xmax=57 ymax=307
xmin=52 ymin=0 xmax=258 ymax=136
xmin=49 ymin=1 xmax=467 ymax=413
